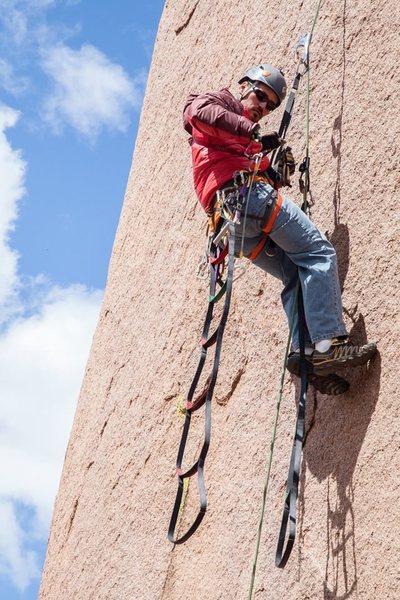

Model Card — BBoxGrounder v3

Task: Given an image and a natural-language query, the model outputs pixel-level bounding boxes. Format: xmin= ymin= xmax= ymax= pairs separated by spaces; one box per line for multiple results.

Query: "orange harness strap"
xmin=207 ymin=206 xmax=221 ymax=235
xmin=246 ymin=191 xmax=283 ymax=261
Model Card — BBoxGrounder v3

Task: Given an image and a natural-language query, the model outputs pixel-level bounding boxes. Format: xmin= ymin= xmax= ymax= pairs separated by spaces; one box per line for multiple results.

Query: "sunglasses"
xmin=250 ymin=85 xmax=278 ymax=112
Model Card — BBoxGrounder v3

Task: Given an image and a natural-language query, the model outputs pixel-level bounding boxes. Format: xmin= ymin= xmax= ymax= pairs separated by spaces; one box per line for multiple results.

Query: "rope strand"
xmin=247 ymin=286 xmax=298 ymax=599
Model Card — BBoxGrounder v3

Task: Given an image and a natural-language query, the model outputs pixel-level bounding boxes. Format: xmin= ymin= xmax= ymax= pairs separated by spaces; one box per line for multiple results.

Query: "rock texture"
xmin=39 ymin=0 xmax=400 ymax=598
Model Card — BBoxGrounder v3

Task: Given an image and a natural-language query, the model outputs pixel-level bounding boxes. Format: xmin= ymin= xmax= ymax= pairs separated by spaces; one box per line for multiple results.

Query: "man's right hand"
xmin=261 ymin=131 xmax=283 ymax=152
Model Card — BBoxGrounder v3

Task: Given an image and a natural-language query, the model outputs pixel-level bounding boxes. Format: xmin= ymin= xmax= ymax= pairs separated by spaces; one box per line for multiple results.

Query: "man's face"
xmin=240 ymin=81 xmax=279 ymax=122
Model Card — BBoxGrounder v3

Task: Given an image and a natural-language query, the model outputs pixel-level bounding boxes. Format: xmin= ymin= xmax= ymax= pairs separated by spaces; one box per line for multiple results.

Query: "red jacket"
xmin=183 ymin=88 xmax=271 ymax=211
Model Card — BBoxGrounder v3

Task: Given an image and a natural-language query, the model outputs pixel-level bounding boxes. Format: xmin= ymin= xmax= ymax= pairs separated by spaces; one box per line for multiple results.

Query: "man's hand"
xmin=261 ymin=131 xmax=283 ymax=152
xmin=277 ymin=146 xmax=296 ymax=186
xmin=251 ymin=125 xmax=262 ymax=142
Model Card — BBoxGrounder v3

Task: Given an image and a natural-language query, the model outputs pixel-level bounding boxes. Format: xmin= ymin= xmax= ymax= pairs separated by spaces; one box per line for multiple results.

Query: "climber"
xmin=183 ymin=64 xmax=377 ymax=390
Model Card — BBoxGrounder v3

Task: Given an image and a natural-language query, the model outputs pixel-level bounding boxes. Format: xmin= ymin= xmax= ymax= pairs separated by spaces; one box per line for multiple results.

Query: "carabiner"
xmin=295 ymin=33 xmax=311 ymax=75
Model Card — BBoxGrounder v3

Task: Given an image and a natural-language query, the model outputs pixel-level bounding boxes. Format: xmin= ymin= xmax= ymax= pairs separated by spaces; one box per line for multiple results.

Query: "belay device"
xmin=168 ymin=32 xmax=314 ymax=570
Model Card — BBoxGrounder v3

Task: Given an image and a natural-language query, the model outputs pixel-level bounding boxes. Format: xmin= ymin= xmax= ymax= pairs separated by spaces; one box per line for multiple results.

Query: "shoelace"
xmin=331 ymin=342 xmax=367 ymax=358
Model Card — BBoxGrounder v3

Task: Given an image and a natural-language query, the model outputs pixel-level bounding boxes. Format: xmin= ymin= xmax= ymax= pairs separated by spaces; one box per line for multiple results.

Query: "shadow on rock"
xmin=297 ymin=326 xmax=381 ymax=598
xmin=327 ymin=223 xmax=349 ymax=294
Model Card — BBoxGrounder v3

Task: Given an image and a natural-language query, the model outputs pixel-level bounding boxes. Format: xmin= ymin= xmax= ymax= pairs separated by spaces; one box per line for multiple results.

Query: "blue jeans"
xmin=233 ymin=182 xmax=348 ymax=351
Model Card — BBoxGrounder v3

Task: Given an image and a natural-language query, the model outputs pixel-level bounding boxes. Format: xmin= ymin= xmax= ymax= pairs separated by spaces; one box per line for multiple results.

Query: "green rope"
xmin=310 ymin=0 xmax=324 ymax=37
xmin=247 ymin=0 xmax=323 ymax=596
xmin=247 ymin=289 xmax=298 ymax=600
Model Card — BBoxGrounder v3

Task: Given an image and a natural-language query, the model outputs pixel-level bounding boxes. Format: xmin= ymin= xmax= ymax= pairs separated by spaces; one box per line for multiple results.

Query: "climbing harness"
xmin=195 ymin=163 xmax=264 ymax=278
xmin=209 ymin=153 xmax=265 ymax=257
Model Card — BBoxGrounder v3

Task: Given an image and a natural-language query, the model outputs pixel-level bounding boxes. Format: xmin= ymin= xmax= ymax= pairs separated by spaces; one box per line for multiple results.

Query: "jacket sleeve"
xmin=183 ymin=91 xmax=258 ymax=140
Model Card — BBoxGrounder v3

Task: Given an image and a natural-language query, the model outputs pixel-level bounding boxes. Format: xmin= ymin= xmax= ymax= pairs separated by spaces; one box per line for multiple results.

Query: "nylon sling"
xmin=168 ymin=221 xmax=236 ymax=544
xmin=275 ymin=22 xmax=317 ymax=569
xmin=248 ymin=27 xmax=319 ymax=591
xmin=275 ymin=289 xmax=308 ymax=567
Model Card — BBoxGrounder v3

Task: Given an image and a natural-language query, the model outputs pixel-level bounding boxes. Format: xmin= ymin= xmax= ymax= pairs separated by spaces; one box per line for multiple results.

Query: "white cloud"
xmin=0 ymin=4 xmax=146 ymax=143
xmin=0 ymin=5 xmax=140 ymax=592
xmin=0 ymin=2 xmax=28 ymax=46
xmin=0 ymin=101 xmax=103 ymax=590
xmin=0 ymin=500 xmax=39 ymax=590
xmin=0 ymin=0 xmax=56 ymax=46
xmin=41 ymin=43 xmax=143 ymax=140
xmin=0 ymin=58 xmax=29 ymax=94
xmin=0 ymin=284 xmax=102 ymax=589
xmin=0 ymin=104 xmax=26 ymax=320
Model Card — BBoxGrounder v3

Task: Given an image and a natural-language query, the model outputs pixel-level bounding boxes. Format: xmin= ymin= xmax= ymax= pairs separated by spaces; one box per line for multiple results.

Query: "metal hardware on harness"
xmin=212 ymin=185 xmax=240 ymax=247
xmin=299 ymin=156 xmax=311 ymax=196
xmin=213 ymin=221 xmax=230 ymax=247
xmin=222 ymin=187 xmax=242 ymax=223
xmin=213 ymin=166 xmax=261 ymax=249
xmin=233 ymin=170 xmax=249 ymax=220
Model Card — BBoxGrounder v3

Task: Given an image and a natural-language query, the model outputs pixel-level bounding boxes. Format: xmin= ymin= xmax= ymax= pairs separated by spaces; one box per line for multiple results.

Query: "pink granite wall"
xmin=40 ymin=0 xmax=400 ymax=598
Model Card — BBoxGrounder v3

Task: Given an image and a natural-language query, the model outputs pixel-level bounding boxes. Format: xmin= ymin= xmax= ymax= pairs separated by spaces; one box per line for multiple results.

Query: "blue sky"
xmin=0 ymin=1 xmax=165 ymax=598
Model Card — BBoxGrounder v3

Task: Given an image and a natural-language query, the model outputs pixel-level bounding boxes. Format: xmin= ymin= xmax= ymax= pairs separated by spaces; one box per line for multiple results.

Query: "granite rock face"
xmin=39 ymin=0 xmax=400 ymax=598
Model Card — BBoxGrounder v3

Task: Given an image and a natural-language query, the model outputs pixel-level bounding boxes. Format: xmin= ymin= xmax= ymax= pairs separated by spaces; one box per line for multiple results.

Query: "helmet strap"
xmin=238 ymin=81 xmax=253 ymax=102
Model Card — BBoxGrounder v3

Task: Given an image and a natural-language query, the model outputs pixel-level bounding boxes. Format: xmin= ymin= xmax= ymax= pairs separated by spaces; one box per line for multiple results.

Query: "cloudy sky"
xmin=0 ymin=1 xmax=165 ymax=598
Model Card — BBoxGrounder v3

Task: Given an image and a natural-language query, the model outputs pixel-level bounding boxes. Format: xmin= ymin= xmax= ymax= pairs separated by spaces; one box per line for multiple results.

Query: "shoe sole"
xmin=308 ymin=373 xmax=350 ymax=395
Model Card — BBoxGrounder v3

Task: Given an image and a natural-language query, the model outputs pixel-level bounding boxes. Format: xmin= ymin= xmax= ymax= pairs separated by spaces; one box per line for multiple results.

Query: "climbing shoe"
xmin=287 ymin=352 xmax=349 ymax=396
xmin=311 ymin=339 xmax=377 ymax=375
